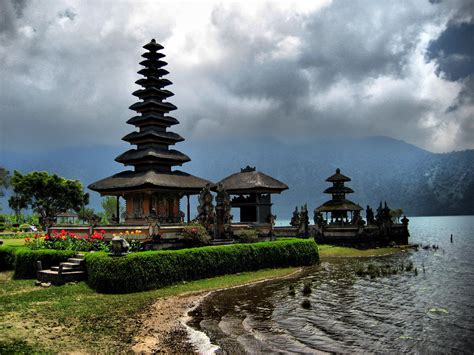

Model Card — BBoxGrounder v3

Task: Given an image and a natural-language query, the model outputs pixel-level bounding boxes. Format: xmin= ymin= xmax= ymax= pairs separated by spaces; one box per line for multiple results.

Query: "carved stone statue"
xmin=313 ymin=210 xmax=325 ymax=227
xmin=366 ymin=205 xmax=375 ymax=225
xmin=215 ymin=183 xmax=232 ymax=238
xmin=197 ymin=183 xmax=215 ymax=232
xmin=299 ymin=204 xmax=309 ymax=238
xmin=290 ymin=206 xmax=300 ymax=227
xmin=146 ymin=213 xmax=161 ymax=239
xmin=401 ymin=215 xmax=409 ymax=226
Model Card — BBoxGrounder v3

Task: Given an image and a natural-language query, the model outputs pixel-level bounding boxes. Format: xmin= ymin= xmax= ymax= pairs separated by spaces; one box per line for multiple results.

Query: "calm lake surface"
xmin=188 ymin=216 xmax=474 ymax=353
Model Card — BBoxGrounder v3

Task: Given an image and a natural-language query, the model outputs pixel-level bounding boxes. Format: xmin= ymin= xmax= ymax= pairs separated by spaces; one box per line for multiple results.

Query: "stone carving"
xmin=290 ymin=206 xmax=300 ymax=227
xmin=401 ymin=215 xmax=410 ymax=226
xmin=109 ymin=236 xmax=130 ymax=256
xmin=314 ymin=211 xmax=325 ymax=227
xmin=197 ymin=183 xmax=215 ymax=232
xmin=366 ymin=205 xmax=375 ymax=225
xmin=215 ymin=183 xmax=232 ymax=238
xmin=299 ymin=204 xmax=309 ymax=238
xmin=146 ymin=213 xmax=161 ymax=239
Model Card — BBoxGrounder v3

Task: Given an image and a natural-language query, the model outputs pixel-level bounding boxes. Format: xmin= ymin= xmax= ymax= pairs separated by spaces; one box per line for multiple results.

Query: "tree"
xmin=8 ymin=194 xmax=28 ymax=223
xmin=390 ymin=208 xmax=404 ymax=223
xmin=9 ymin=171 xmax=89 ymax=228
xmin=0 ymin=167 xmax=9 ymax=197
xmin=101 ymin=196 xmax=124 ymax=224
xmin=77 ymin=207 xmax=96 ymax=224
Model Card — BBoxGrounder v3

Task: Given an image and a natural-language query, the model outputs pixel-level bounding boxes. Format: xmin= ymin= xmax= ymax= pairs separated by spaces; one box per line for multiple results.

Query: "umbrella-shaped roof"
xmin=88 ymin=170 xmax=211 ymax=195
xmin=217 ymin=166 xmax=288 ymax=194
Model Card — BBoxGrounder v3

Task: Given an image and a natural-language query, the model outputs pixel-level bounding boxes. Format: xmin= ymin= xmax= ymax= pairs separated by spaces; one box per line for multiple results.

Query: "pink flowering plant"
xmin=25 ymin=229 xmax=109 ymax=252
xmin=181 ymin=224 xmax=211 ymax=246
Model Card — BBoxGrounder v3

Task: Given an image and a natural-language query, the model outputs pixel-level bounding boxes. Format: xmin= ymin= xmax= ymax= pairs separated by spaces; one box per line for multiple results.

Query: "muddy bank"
xmin=132 ymin=268 xmax=304 ymax=353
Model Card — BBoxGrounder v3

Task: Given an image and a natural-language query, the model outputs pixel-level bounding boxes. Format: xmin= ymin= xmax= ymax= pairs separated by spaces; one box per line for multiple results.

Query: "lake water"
xmin=188 ymin=216 xmax=474 ymax=353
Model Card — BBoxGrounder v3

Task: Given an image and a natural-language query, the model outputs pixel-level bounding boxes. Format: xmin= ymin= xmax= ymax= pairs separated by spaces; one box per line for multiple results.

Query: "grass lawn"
xmin=318 ymin=244 xmax=401 ymax=258
xmin=0 ymin=267 xmax=297 ymax=353
xmin=0 ymin=239 xmax=25 ymax=247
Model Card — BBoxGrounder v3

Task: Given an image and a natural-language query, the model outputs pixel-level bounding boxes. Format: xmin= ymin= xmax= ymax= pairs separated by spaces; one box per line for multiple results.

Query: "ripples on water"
xmin=188 ymin=216 xmax=474 ymax=353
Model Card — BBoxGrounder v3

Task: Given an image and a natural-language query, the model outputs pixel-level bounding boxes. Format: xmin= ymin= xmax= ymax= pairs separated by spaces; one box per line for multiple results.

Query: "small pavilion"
xmin=315 ymin=168 xmax=363 ymax=224
xmin=216 ymin=166 xmax=288 ymax=224
xmin=89 ymin=39 xmax=210 ymax=224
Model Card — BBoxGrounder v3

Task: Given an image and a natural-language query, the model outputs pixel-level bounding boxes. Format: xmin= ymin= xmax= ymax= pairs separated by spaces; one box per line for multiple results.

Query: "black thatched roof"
xmin=323 ymin=186 xmax=354 ymax=194
xmin=127 ymin=113 xmax=179 ymax=127
xmin=217 ymin=166 xmax=288 ymax=194
xmin=89 ymin=39 xmax=209 ymax=196
xmin=88 ymin=170 xmax=211 ymax=195
xmin=143 ymin=39 xmax=164 ymax=51
xmin=122 ymin=130 xmax=184 ymax=145
xmin=115 ymin=148 xmax=190 ymax=166
xmin=315 ymin=199 xmax=363 ymax=212
xmin=326 ymin=168 xmax=351 ymax=182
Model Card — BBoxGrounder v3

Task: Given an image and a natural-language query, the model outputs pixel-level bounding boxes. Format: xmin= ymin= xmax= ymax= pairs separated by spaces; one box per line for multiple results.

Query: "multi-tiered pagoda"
xmin=89 ymin=39 xmax=210 ymax=224
xmin=315 ymin=168 xmax=362 ymax=223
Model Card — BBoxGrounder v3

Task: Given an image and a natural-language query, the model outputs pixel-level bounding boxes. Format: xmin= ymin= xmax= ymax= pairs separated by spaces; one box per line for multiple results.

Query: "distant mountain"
xmin=1 ymin=136 xmax=473 ymax=219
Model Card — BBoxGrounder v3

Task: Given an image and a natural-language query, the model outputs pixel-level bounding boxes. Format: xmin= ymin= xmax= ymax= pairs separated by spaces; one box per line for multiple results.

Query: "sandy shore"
xmin=131 ymin=269 xmax=303 ymax=353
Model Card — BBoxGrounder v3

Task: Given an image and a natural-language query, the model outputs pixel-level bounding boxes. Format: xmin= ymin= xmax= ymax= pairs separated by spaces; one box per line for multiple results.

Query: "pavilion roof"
xmin=315 ymin=199 xmax=363 ymax=212
xmin=88 ymin=170 xmax=212 ymax=195
xmin=326 ymin=168 xmax=351 ymax=182
xmin=216 ymin=166 xmax=288 ymax=194
xmin=323 ymin=186 xmax=354 ymax=194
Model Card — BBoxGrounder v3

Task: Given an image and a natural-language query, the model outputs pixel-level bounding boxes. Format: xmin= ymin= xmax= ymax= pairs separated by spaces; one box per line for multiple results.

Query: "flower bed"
xmin=25 ymin=229 xmax=109 ymax=252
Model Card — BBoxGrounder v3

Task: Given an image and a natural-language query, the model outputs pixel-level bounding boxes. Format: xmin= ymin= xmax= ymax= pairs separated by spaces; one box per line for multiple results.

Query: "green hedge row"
xmin=0 ymin=246 xmax=16 ymax=271
xmin=86 ymin=239 xmax=319 ymax=294
xmin=13 ymin=248 xmax=76 ymax=279
xmin=0 ymin=246 xmax=75 ymax=279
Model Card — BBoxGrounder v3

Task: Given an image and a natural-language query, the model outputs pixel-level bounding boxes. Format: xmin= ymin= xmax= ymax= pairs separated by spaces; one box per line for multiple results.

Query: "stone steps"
xmin=37 ymin=254 xmax=86 ymax=286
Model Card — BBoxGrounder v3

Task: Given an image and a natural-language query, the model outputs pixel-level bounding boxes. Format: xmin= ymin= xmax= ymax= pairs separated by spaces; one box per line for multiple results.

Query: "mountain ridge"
xmin=1 ymin=136 xmax=473 ymax=219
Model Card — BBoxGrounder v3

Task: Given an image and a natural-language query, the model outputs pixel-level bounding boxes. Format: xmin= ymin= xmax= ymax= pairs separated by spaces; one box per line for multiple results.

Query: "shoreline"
xmin=134 ymin=246 xmax=412 ymax=353
xmin=131 ymin=268 xmax=304 ymax=353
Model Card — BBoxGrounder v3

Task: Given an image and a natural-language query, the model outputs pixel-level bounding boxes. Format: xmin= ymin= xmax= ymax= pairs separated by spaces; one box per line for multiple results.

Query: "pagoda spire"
xmin=323 ymin=168 xmax=354 ymax=201
xmin=115 ymin=39 xmax=190 ymax=172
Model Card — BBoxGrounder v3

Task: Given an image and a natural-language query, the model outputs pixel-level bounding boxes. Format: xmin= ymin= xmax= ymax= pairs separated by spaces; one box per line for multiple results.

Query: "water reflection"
xmin=189 ymin=216 xmax=474 ymax=353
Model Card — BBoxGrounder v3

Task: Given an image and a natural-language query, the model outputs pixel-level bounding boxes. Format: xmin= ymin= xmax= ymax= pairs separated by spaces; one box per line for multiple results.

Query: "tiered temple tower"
xmin=315 ymin=168 xmax=363 ymax=223
xmin=89 ymin=39 xmax=210 ymax=224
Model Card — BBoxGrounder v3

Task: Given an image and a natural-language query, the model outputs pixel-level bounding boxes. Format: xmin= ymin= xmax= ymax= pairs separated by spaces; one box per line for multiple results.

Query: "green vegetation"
xmin=8 ymin=171 xmax=89 ymax=228
xmin=236 ymin=228 xmax=259 ymax=243
xmin=318 ymin=244 xmax=400 ymax=258
xmin=1 ymin=236 xmax=29 ymax=243
xmin=181 ymin=223 xmax=211 ymax=246
xmin=0 ymin=267 xmax=297 ymax=352
xmin=0 ymin=246 xmax=75 ymax=278
xmin=86 ymin=239 xmax=318 ymax=293
xmin=14 ymin=248 xmax=76 ymax=279
xmin=0 ymin=167 xmax=9 ymax=201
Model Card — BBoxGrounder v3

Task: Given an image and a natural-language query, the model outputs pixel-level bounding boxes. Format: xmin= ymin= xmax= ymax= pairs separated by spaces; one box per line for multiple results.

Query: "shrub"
xmin=0 ymin=224 xmax=5 ymax=232
xmin=0 ymin=246 xmax=17 ymax=271
xmin=13 ymin=248 xmax=76 ymax=279
xmin=301 ymin=299 xmax=311 ymax=309
xmin=236 ymin=229 xmax=259 ymax=243
xmin=86 ymin=239 xmax=319 ymax=294
xmin=181 ymin=224 xmax=211 ymax=246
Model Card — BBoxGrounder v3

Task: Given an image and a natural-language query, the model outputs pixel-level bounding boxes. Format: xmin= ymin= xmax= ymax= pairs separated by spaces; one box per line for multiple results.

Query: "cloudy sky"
xmin=0 ymin=0 xmax=473 ymax=154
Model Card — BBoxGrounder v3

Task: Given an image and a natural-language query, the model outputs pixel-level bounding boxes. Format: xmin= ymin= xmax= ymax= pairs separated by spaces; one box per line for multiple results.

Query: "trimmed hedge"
xmin=0 ymin=246 xmax=17 ymax=271
xmin=13 ymin=248 xmax=76 ymax=279
xmin=86 ymin=239 xmax=319 ymax=294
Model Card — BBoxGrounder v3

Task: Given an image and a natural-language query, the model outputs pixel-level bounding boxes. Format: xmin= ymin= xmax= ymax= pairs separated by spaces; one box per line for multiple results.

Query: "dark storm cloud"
xmin=0 ymin=0 xmax=27 ymax=34
xmin=427 ymin=22 xmax=474 ymax=80
xmin=0 ymin=0 xmax=473 ymax=154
